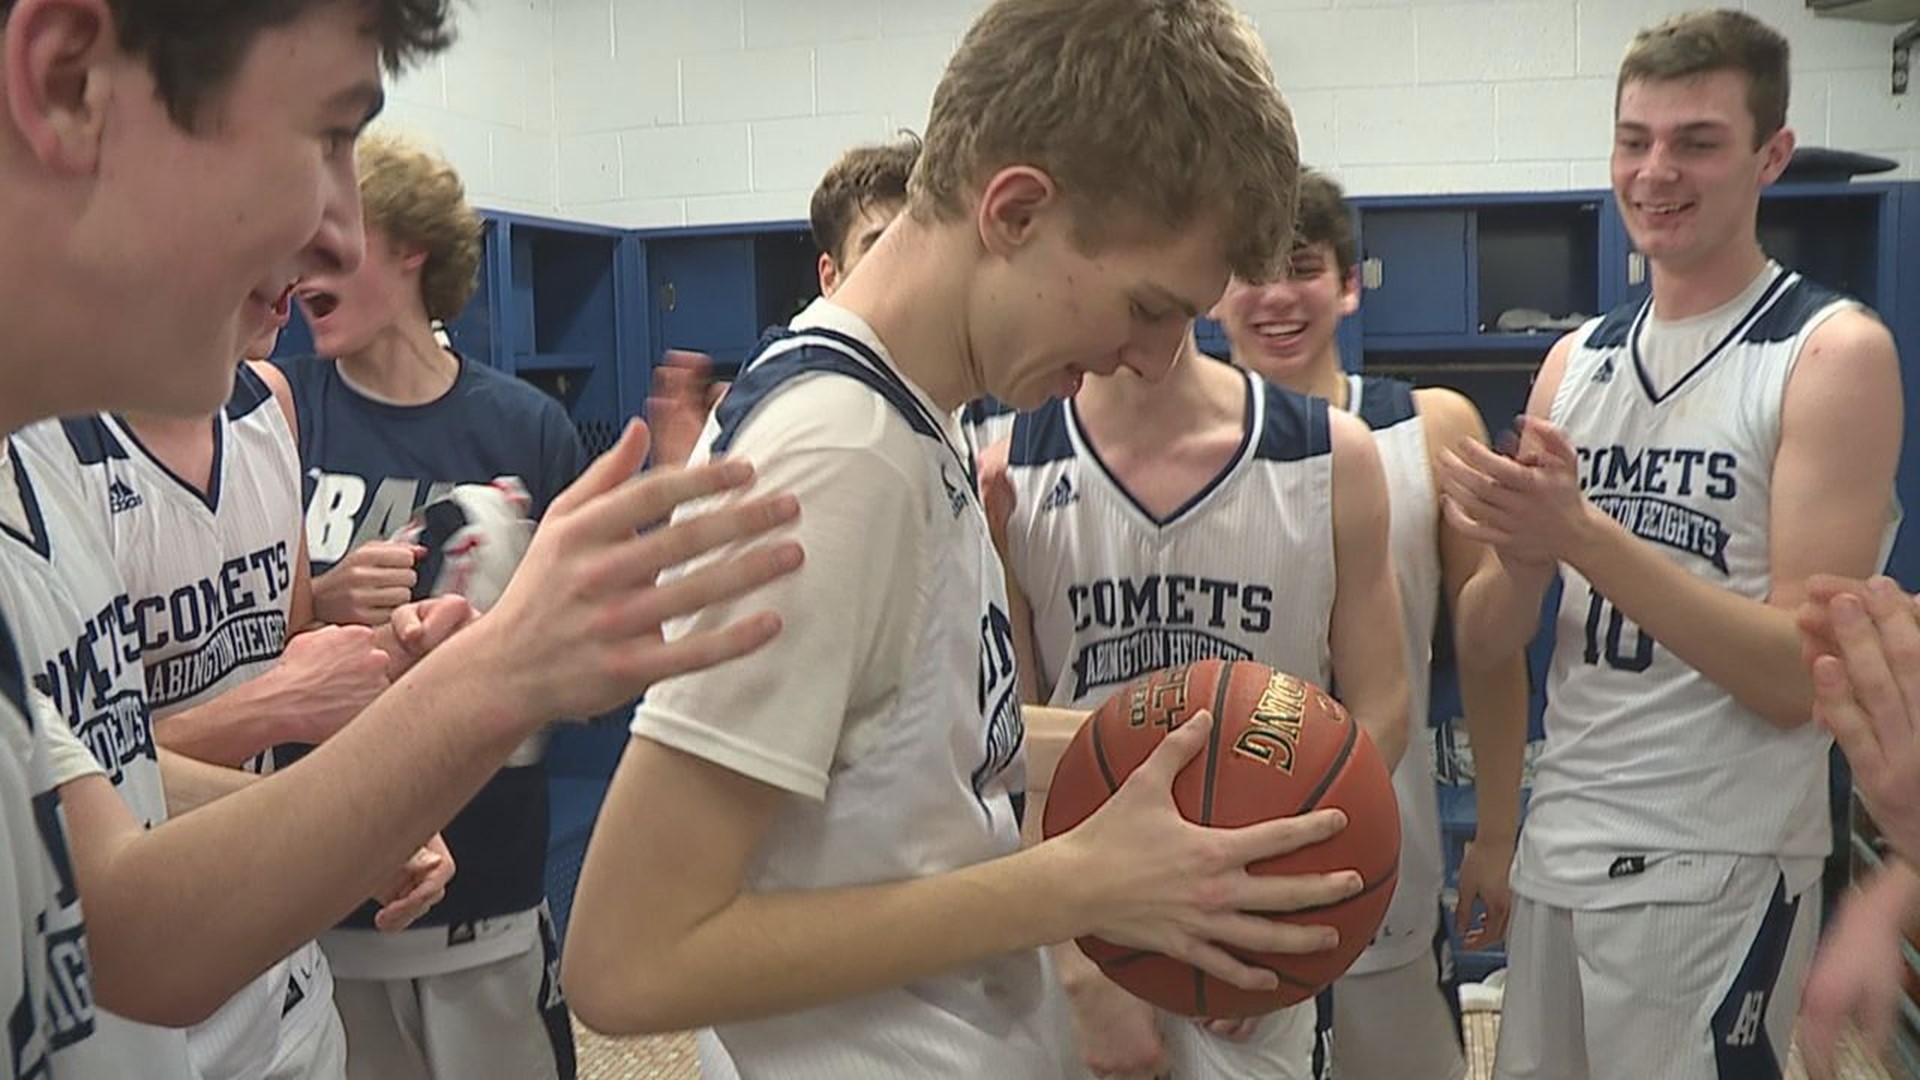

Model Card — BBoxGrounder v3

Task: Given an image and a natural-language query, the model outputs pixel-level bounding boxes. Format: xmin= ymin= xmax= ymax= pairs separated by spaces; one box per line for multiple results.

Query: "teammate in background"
xmin=0 ymin=1 xmax=800 ymax=1075
xmin=275 ymin=129 xmax=588 ymax=1080
xmin=649 ymin=133 xmax=922 ymax=471
xmin=1217 ymin=168 xmax=1531 ymax=1080
xmin=562 ymin=2 xmax=1369 ymax=1076
xmin=988 ymin=322 xmax=1410 ymax=1078
xmin=1794 ymin=575 xmax=1920 ymax=1076
xmin=1439 ymin=11 xmax=1903 ymax=1078
xmin=41 ymin=298 xmax=459 ymax=1078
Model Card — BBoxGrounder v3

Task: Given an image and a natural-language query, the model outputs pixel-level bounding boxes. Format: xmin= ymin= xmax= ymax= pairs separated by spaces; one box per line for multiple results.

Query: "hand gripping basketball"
xmin=1043 ymin=659 xmax=1401 ymax=1018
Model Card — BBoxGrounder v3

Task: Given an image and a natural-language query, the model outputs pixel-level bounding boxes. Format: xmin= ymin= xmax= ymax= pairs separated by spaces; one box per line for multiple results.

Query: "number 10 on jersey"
xmin=1582 ymin=584 xmax=1655 ymax=672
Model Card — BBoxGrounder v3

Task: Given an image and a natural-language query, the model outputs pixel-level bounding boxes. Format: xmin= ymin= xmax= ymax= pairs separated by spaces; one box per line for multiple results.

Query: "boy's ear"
xmin=975 ymin=165 xmax=1060 ymax=257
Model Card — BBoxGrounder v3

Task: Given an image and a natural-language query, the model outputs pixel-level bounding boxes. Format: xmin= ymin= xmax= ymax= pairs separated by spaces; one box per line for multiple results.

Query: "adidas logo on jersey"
xmin=108 ymin=478 xmax=143 ymax=514
xmin=1593 ymin=356 xmax=1616 ymax=384
xmin=1041 ymin=473 xmax=1079 ymax=511
xmin=939 ymin=464 xmax=967 ymax=518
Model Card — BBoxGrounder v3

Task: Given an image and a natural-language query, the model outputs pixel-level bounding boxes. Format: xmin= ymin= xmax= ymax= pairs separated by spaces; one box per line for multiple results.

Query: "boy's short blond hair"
xmin=357 ymin=130 xmax=484 ymax=322
xmin=910 ymin=0 xmax=1300 ymax=282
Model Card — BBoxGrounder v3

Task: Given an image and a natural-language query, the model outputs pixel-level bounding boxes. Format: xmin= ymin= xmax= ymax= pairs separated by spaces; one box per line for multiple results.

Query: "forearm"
xmin=157 ymin=747 xmax=257 ymax=816
xmin=1455 ymin=556 xmax=1556 ymax=661
xmin=1569 ymin=511 xmax=1812 ymax=728
xmin=152 ymin=674 xmax=305 ymax=768
xmin=1023 ymin=704 xmax=1087 ymax=795
xmin=1455 ymin=654 xmax=1529 ymax=842
xmin=69 ymin=621 xmax=540 ymax=1026
xmin=569 ymin=838 xmax=1088 ymax=1035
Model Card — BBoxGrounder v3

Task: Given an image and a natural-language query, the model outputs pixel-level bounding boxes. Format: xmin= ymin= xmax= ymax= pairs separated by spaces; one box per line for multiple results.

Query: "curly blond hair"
xmin=357 ymin=129 xmax=483 ymax=321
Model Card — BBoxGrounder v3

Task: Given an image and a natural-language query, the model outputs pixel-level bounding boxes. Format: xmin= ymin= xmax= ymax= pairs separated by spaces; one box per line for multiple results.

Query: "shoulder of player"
xmin=1326 ymin=408 xmax=1385 ymax=471
xmin=722 ymin=374 xmax=941 ymax=479
xmin=1777 ymin=307 xmax=1900 ymax=436
xmin=1796 ymin=305 xmax=1897 ymax=372
xmin=1513 ymin=331 xmax=1582 ymax=419
xmin=1410 ymin=385 xmax=1489 ymax=446
xmin=245 ymin=359 xmax=301 ymax=441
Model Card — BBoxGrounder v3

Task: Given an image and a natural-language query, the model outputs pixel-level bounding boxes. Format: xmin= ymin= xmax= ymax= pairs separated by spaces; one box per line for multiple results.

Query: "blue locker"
xmin=1356 ymin=209 xmax=1471 ymax=338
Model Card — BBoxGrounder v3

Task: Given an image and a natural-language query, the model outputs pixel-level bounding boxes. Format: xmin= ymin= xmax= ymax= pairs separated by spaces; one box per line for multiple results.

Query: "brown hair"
xmin=1617 ymin=9 xmax=1790 ymax=148
xmin=1292 ymin=169 xmax=1355 ymax=279
xmin=910 ymin=0 xmax=1300 ymax=282
xmin=357 ymin=129 xmax=482 ymax=322
xmin=810 ymin=133 xmax=921 ymax=266
xmin=1 ymin=0 xmax=454 ymax=131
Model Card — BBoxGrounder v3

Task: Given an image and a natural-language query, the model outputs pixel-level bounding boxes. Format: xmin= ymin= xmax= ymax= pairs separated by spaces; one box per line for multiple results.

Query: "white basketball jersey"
xmin=637 ymin=304 xmax=1063 ymax=1077
xmin=1514 ymin=267 xmax=1894 ymax=908
xmin=0 ymin=617 xmax=94 ymax=1079
xmin=1340 ymin=375 xmax=1446 ymax=975
xmin=0 ymin=427 xmax=196 ymax=1080
xmin=57 ymin=367 xmax=337 ymax=1080
xmin=1005 ymin=370 xmax=1336 ymax=707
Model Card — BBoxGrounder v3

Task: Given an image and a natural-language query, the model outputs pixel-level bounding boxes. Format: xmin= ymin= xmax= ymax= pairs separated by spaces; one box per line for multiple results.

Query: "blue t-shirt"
xmin=275 ymin=352 xmax=588 ymax=928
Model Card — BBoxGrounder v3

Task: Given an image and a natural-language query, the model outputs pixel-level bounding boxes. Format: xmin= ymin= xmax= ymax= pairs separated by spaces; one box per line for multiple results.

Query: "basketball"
xmin=390 ymin=477 xmax=534 ymax=612
xmin=1040 ymin=658 xmax=1401 ymax=1018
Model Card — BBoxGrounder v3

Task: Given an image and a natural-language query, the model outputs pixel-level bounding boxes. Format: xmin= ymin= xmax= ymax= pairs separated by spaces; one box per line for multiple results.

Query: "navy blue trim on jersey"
xmin=1071 ymin=372 xmax=1262 ymax=528
xmin=55 ymin=416 xmax=128 ymax=467
xmin=1007 ymin=400 xmax=1074 ymax=467
xmin=1741 ymin=277 xmax=1849 ymax=345
xmin=713 ymin=328 xmax=976 ymax=491
xmin=1711 ymin=874 xmax=1799 ymax=1079
xmin=0 ymin=610 xmax=26 ymax=728
xmin=1630 ymin=269 xmax=1794 ymax=406
xmin=225 ymin=362 xmax=277 ymax=421
xmin=1 ymin=442 xmax=52 ymax=560
xmin=1584 ymin=303 xmax=1639 ymax=350
xmin=1353 ymin=375 xmax=1418 ymax=430
xmin=1255 ymin=381 xmax=1332 ymax=464
xmin=960 ymin=395 xmax=1015 ymax=428
xmin=113 ymin=414 xmax=226 ymax=514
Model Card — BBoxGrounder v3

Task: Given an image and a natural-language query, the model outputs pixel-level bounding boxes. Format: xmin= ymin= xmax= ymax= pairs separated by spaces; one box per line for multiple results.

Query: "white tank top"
xmin=55 ymin=365 xmax=337 ymax=1078
xmin=1004 ymin=370 xmax=1337 ymax=705
xmin=1341 ymin=374 xmax=1447 ymax=973
xmin=1 ymin=426 xmax=196 ymax=1080
xmin=1514 ymin=266 xmax=1899 ymax=908
xmin=637 ymin=305 xmax=1064 ymax=1078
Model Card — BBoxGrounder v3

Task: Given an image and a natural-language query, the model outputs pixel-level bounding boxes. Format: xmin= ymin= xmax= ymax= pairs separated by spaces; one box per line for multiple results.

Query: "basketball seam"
xmin=1287 ymin=864 xmax=1400 ymax=916
xmin=1090 ymin=716 xmax=1121 ymax=794
xmin=1194 ymin=661 xmax=1234 ymax=1018
xmin=1198 ymin=661 xmax=1233 ymax=826
xmin=1290 ymin=701 xmax=1359 ymax=815
xmin=1225 ymin=951 xmax=1324 ymax=992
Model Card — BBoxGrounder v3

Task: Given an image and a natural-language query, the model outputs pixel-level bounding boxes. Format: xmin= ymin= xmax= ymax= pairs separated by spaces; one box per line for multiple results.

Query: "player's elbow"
xmin=1359 ymin=708 xmax=1409 ymax=772
xmin=562 ymin=945 xmax=681 ymax=1036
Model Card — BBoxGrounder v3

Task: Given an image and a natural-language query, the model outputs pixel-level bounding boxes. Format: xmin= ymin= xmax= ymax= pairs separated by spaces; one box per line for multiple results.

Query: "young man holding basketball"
xmin=984 ymin=318 xmax=1410 ymax=1078
xmin=1215 ymin=168 xmax=1531 ymax=1080
xmin=0 ymin=1 xmax=801 ymax=1074
xmin=1441 ymin=10 xmax=1903 ymax=1078
xmin=561 ymin=2 xmax=1370 ymax=1076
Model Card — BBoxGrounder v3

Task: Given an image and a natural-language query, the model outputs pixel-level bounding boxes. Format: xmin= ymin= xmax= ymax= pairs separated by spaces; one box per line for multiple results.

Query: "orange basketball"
xmin=1040 ymin=658 xmax=1400 ymax=1018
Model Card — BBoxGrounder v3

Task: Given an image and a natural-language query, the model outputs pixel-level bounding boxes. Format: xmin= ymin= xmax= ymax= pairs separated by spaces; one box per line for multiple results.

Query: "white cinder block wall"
xmin=385 ymin=0 xmax=1918 ymax=227
xmin=375 ymin=0 xmax=559 ymax=215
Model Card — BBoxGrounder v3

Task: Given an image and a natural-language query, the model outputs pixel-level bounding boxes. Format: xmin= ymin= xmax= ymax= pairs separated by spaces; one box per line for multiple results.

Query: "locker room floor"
xmin=568 ymin=1010 xmax=1898 ymax=1079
